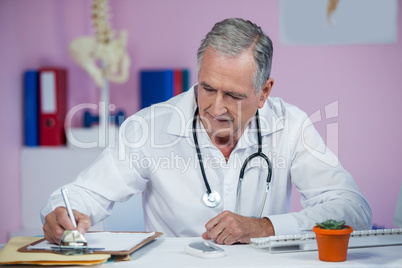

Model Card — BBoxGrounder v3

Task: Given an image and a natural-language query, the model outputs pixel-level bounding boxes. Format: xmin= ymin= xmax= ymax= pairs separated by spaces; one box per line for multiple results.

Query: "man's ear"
xmin=258 ymin=78 xmax=274 ymax=108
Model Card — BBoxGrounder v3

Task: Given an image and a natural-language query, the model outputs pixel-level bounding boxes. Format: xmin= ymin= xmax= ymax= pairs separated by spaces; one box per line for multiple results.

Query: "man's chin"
xmin=209 ymin=130 xmax=235 ymax=142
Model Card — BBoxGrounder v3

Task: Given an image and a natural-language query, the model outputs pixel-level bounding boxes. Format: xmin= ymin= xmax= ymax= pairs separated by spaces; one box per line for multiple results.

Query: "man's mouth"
xmin=207 ymin=112 xmax=232 ymax=123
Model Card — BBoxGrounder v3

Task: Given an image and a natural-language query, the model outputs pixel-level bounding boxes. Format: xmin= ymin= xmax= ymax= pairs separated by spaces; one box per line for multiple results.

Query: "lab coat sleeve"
xmin=40 ymin=117 xmax=150 ymax=226
xmin=269 ymin=113 xmax=372 ymax=236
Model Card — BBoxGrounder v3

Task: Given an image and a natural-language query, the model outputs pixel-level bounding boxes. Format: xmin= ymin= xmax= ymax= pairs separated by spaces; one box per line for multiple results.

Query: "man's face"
xmin=197 ymin=47 xmax=272 ymax=145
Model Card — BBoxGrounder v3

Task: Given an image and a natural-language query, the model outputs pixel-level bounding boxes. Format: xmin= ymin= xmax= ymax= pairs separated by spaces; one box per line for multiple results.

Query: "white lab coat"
xmin=41 ymin=85 xmax=372 ymax=236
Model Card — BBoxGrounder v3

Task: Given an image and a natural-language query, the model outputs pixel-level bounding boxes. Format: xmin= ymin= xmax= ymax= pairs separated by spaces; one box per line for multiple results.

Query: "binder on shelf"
xmin=24 ymin=70 xmax=39 ymax=146
xmin=173 ymin=69 xmax=183 ymax=96
xmin=140 ymin=69 xmax=190 ymax=109
xmin=38 ymin=68 xmax=67 ymax=146
xmin=141 ymin=70 xmax=173 ymax=109
xmin=182 ymin=69 xmax=189 ymax=92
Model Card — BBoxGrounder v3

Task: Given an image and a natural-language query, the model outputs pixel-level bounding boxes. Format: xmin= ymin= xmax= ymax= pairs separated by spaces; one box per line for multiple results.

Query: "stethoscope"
xmin=192 ymin=107 xmax=272 ymax=218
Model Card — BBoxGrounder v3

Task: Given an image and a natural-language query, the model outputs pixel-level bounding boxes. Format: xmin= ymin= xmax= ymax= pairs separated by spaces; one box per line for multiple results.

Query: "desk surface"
xmin=116 ymin=237 xmax=402 ymax=268
xmin=2 ymin=237 xmax=402 ymax=267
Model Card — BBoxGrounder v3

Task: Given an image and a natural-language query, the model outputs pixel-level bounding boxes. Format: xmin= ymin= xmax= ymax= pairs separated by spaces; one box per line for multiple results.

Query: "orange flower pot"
xmin=313 ymin=225 xmax=353 ymax=262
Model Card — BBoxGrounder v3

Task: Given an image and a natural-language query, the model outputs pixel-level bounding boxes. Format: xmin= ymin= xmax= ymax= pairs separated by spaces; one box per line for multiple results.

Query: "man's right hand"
xmin=43 ymin=206 xmax=91 ymax=244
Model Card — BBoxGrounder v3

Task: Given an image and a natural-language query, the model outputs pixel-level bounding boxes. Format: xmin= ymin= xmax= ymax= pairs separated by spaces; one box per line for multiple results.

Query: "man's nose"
xmin=210 ymin=94 xmax=227 ymax=116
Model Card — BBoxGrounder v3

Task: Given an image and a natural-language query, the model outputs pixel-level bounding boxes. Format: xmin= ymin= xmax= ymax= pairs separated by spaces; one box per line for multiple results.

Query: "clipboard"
xmin=18 ymin=231 xmax=163 ymax=255
xmin=0 ymin=237 xmax=110 ymax=266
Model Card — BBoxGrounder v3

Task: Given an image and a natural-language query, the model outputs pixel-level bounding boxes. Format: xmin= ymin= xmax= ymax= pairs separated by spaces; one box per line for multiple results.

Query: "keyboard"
xmin=250 ymin=228 xmax=402 ymax=253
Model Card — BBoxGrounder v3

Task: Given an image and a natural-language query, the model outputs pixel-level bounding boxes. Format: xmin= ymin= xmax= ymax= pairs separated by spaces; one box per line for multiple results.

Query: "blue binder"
xmin=182 ymin=69 xmax=190 ymax=92
xmin=24 ymin=70 xmax=39 ymax=146
xmin=140 ymin=70 xmax=174 ymax=109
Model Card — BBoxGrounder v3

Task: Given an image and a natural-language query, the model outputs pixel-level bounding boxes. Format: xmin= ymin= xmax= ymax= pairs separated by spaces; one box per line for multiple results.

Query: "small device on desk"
xmin=250 ymin=228 xmax=402 ymax=253
xmin=185 ymin=242 xmax=225 ymax=258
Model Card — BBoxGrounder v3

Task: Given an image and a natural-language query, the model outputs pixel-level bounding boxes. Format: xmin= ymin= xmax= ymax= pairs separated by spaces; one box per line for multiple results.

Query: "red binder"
xmin=173 ymin=69 xmax=183 ymax=96
xmin=38 ymin=68 xmax=67 ymax=146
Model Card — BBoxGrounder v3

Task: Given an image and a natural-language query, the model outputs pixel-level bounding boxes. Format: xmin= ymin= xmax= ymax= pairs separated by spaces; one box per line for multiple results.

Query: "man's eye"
xmin=204 ymin=87 xmax=214 ymax=92
xmin=229 ymin=94 xmax=242 ymax=100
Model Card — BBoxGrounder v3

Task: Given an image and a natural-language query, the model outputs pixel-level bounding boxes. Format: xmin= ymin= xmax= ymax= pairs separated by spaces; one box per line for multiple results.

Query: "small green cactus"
xmin=316 ymin=219 xmax=347 ymax=230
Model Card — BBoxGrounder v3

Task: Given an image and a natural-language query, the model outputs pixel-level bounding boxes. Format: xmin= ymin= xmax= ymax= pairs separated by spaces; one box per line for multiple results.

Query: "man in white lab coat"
xmin=41 ymin=18 xmax=372 ymax=245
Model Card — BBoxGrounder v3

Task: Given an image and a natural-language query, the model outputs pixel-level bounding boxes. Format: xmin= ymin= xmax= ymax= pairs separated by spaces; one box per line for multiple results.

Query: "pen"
xmin=61 ymin=187 xmax=77 ymax=228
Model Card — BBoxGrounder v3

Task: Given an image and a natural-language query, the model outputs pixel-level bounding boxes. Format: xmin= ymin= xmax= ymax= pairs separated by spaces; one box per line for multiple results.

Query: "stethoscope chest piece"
xmin=202 ymin=190 xmax=221 ymax=208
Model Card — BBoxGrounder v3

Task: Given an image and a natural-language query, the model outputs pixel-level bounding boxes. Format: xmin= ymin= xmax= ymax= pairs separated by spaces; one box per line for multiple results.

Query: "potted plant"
xmin=313 ymin=219 xmax=353 ymax=262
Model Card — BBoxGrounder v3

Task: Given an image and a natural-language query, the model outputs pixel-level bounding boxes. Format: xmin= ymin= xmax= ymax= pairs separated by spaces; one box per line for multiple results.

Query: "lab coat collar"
xmin=165 ymin=84 xmax=285 ymax=143
xmin=234 ymin=99 xmax=285 ymax=149
xmin=165 ymin=84 xmax=198 ymax=137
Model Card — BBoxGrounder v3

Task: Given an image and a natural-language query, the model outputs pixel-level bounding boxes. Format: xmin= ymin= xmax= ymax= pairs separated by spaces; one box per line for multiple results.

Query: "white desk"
xmin=2 ymin=238 xmax=401 ymax=267
xmin=105 ymin=237 xmax=402 ymax=268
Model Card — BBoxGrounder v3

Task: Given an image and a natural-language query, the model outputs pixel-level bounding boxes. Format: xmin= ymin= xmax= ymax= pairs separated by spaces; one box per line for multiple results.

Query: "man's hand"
xmin=202 ymin=210 xmax=275 ymax=245
xmin=43 ymin=206 xmax=91 ymax=244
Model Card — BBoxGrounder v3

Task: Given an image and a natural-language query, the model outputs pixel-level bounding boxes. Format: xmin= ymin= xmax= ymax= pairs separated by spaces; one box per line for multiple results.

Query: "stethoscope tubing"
xmin=192 ymin=108 xmax=212 ymax=195
xmin=192 ymin=107 xmax=272 ymax=217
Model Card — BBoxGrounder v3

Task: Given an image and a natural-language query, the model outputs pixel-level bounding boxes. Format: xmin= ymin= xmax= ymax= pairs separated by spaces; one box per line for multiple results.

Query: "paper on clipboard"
xmin=28 ymin=232 xmax=156 ymax=252
xmin=18 ymin=232 xmax=163 ymax=255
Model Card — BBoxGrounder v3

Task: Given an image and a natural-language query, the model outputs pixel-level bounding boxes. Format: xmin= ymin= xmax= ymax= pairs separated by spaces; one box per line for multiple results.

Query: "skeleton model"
xmin=69 ymin=0 xmax=130 ymax=145
xmin=327 ymin=0 xmax=340 ymax=26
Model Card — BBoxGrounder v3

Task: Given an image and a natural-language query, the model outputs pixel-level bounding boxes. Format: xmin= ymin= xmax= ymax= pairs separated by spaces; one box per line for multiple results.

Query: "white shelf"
xmin=15 ymin=147 xmax=144 ymax=238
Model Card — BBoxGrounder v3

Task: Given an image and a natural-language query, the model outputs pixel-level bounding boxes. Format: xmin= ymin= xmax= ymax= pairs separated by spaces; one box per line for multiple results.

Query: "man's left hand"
xmin=201 ymin=210 xmax=275 ymax=245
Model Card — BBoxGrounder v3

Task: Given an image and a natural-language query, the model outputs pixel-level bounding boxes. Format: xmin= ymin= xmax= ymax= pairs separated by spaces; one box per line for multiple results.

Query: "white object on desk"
xmin=184 ymin=241 xmax=225 ymax=259
xmin=250 ymin=228 xmax=402 ymax=253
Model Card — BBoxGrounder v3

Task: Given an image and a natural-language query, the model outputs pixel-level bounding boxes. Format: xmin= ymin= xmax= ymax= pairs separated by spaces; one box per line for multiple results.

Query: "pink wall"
xmin=0 ymin=0 xmax=401 ymax=243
